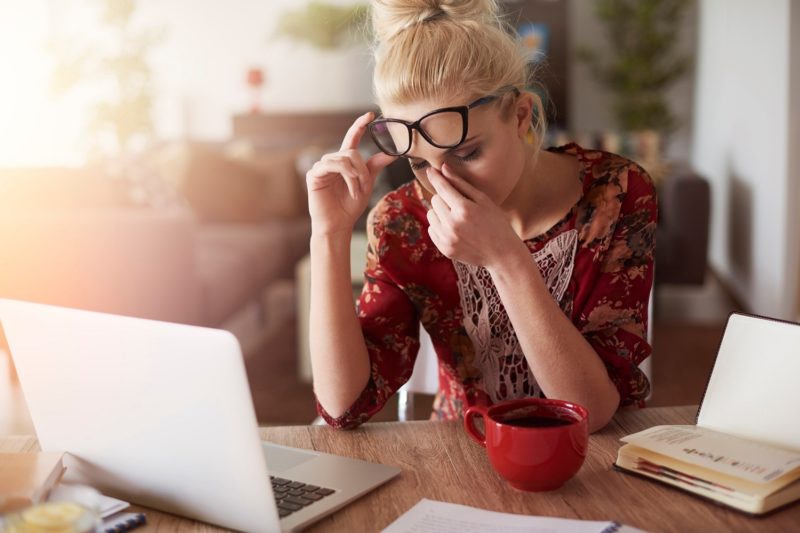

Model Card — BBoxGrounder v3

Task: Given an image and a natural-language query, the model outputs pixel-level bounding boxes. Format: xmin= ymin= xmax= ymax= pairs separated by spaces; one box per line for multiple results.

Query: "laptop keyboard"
xmin=270 ymin=476 xmax=335 ymax=518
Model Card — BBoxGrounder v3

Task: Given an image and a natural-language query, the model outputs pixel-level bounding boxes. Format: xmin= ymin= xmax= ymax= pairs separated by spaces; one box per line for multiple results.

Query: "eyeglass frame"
xmin=367 ymin=86 xmax=521 ymax=157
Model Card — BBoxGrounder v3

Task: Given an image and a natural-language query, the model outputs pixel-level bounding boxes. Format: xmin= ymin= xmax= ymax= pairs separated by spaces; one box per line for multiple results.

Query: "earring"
xmin=525 ymin=122 xmax=536 ymax=145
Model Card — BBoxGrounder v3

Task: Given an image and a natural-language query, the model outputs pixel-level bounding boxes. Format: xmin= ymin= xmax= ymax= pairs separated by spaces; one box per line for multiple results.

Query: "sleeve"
xmin=579 ymin=164 xmax=657 ymax=408
xmin=315 ymin=203 xmax=421 ymax=429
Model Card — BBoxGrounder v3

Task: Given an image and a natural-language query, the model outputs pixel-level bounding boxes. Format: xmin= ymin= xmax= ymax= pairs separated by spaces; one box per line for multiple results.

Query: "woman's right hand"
xmin=306 ymin=112 xmax=397 ymax=237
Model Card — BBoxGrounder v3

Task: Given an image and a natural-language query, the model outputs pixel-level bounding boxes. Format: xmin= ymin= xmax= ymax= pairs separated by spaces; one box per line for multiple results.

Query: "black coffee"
xmin=502 ymin=415 xmax=573 ymax=428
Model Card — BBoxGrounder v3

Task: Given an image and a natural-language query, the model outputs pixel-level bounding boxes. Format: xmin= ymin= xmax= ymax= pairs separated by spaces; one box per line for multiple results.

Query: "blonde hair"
xmin=370 ymin=0 xmax=546 ymax=150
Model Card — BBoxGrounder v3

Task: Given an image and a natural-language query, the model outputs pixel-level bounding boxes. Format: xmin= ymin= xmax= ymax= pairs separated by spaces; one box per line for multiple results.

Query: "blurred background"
xmin=1 ymin=0 xmax=799 ymax=432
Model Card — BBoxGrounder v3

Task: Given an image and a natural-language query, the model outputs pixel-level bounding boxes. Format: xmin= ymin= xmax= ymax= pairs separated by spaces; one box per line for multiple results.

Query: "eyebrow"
xmin=406 ymin=136 xmax=481 ymax=161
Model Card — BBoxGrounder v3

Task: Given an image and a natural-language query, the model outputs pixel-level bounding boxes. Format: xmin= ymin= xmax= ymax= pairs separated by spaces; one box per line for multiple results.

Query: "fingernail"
xmin=441 ymin=163 xmax=450 ymax=176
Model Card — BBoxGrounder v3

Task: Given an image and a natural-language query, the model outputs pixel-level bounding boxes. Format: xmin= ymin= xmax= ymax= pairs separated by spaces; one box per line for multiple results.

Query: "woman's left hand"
xmin=425 ymin=164 xmax=526 ymax=269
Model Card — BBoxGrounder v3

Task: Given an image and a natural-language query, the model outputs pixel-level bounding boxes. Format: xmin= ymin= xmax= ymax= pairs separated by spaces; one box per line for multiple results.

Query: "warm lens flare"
xmin=0 ymin=3 xmax=91 ymax=166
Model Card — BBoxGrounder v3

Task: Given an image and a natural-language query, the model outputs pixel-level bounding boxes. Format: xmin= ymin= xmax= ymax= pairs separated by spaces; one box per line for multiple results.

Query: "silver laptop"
xmin=0 ymin=298 xmax=400 ymax=532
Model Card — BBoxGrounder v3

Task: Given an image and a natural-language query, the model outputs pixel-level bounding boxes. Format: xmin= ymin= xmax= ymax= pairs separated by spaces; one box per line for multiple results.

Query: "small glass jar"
xmin=1 ymin=501 xmax=100 ymax=533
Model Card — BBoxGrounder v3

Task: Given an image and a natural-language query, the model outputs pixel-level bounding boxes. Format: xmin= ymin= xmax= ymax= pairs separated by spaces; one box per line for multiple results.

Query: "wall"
xmin=792 ymin=3 xmax=800 ymax=321
xmin=692 ymin=0 xmax=798 ymax=319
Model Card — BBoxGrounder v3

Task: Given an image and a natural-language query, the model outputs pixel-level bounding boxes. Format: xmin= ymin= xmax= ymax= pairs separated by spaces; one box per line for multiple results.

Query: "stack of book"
xmin=0 ymin=452 xmax=65 ymax=513
xmin=615 ymin=424 xmax=800 ymax=514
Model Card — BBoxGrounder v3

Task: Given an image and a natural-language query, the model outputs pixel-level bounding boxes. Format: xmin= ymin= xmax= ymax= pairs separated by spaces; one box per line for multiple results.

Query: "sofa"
xmin=655 ymin=166 xmax=711 ymax=286
xmin=0 ymin=144 xmax=311 ymax=356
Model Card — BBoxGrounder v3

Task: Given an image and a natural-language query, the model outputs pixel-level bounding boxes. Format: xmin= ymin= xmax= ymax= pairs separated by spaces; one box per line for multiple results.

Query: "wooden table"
xmin=2 ymin=406 xmax=798 ymax=532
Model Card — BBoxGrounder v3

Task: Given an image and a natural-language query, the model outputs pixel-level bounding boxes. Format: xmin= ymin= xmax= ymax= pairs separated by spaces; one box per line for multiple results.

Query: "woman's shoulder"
xmin=557 ymin=143 xmax=657 ymax=250
xmin=552 ymin=142 xmax=655 ymax=199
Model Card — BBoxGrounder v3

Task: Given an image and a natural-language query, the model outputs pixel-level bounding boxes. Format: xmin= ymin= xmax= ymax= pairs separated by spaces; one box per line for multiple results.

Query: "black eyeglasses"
xmin=368 ymin=87 xmax=520 ymax=157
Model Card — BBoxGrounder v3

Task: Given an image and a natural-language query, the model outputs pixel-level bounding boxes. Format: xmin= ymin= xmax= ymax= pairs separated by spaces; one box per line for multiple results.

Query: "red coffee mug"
xmin=464 ymin=398 xmax=589 ymax=492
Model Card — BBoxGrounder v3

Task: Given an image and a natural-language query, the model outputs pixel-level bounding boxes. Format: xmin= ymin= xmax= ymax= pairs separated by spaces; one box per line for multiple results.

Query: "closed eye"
xmin=456 ymin=147 xmax=481 ymax=164
xmin=409 ymin=159 xmax=429 ymax=171
xmin=408 ymin=147 xmax=482 ymax=172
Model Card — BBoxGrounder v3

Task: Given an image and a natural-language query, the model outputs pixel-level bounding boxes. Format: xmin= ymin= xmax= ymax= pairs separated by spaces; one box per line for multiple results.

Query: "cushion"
xmin=195 ymin=240 xmax=260 ymax=326
xmin=170 ymin=143 xmax=307 ymax=223
xmin=196 ymin=219 xmax=312 ymax=286
xmin=231 ymin=147 xmax=308 ymax=221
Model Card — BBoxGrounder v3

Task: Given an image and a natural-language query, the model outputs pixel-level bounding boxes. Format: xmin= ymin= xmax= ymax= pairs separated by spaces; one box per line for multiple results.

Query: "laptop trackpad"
xmin=263 ymin=443 xmax=317 ymax=473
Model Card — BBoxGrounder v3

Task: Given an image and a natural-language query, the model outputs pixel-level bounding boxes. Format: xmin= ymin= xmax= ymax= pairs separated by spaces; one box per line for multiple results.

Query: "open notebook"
xmin=615 ymin=312 xmax=800 ymax=514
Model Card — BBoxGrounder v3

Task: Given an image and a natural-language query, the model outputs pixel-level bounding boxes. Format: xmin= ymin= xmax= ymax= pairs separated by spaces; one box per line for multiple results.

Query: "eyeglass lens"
xmin=372 ymin=110 xmax=465 ymax=155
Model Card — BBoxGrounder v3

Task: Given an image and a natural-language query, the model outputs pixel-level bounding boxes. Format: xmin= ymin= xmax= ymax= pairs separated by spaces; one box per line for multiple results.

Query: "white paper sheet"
xmin=48 ymin=483 xmax=130 ymax=518
xmin=382 ymin=499 xmax=634 ymax=533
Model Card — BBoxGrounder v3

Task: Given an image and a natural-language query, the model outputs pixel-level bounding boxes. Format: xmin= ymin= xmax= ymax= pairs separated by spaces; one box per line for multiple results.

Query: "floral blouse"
xmin=316 ymin=143 xmax=657 ymax=429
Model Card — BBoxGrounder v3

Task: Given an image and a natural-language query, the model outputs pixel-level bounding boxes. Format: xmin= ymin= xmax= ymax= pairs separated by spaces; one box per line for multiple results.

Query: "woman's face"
xmin=379 ymin=91 xmax=532 ymax=207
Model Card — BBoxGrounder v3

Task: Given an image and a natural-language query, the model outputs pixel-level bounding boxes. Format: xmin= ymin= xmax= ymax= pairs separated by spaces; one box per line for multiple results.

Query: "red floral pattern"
xmin=317 ymin=143 xmax=657 ymax=428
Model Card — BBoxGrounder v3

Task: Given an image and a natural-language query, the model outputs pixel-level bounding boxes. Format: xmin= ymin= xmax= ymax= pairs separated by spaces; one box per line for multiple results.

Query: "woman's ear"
xmin=513 ymin=92 xmax=535 ymax=139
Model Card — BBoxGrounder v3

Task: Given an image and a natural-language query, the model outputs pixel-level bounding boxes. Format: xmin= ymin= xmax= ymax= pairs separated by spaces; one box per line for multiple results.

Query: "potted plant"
xmin=577 ymin=0 xmax=692 ymax=167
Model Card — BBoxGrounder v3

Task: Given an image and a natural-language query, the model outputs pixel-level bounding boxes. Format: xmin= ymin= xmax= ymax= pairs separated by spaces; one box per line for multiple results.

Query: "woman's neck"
xmin=502 ymin=144 xmax=581 ymax=241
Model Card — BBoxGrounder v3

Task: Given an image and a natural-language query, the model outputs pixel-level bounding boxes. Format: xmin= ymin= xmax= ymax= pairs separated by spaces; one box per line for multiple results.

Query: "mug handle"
xmin=464 ymin=405 xmax=488 ymax=447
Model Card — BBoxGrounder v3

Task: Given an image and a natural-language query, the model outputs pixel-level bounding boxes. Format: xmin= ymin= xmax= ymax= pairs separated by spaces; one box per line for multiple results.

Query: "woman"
xmin=306 ymin=0 xmax=656 ymax=433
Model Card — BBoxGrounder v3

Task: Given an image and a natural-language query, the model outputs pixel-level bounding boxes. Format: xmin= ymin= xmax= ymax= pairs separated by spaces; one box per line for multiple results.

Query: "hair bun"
xmin=371 ymin=0 xmax=499 ymax=43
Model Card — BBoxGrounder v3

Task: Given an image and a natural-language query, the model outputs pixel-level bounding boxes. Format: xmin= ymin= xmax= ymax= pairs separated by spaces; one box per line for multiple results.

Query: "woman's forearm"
xmin=487 ymin=241 xmax=620 ymax=432
xmin=308 ymin=232 xmax=371 ymax=418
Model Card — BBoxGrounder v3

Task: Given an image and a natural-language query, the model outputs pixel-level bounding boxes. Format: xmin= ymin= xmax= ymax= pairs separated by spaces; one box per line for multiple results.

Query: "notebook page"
xmin=697 ymin=313 xmax=800 ymax=450
xmin=621 ymin=425 xmax=800 ymax=484
xmin=382 ymin=499 xmax=634 ymax=533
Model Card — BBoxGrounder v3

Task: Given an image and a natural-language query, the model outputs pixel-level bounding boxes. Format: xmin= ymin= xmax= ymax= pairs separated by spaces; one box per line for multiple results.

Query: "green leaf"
xmin=272 ymin=2 xmax=370 ymax=49
xmin=575 ymin=0 xmax=691 ymax=133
